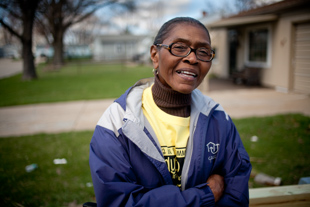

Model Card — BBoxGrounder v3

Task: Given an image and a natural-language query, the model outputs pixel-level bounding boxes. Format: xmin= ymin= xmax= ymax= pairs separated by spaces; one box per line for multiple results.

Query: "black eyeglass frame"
xmin=155 ymin=43 xmax=215 ymax=62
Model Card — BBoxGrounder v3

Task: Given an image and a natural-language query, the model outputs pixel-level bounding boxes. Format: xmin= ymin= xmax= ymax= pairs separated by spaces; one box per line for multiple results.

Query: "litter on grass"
xmin=53 ymin=158 xmax=67 ymax=165
xmin=25 ymin=163 xmax=38 ymax=172
xmin=254 ymin=173 xmax=281 ymax=186
xmin=251 ymin=135 xmax=259 ymax=142
xmin=86 ymin=182 xmax=93 ymax=187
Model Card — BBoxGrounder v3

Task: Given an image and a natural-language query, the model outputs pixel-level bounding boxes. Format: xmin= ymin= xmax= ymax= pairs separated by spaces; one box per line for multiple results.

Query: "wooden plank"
xmin=249 ymin=184 xmax=310 ymax=206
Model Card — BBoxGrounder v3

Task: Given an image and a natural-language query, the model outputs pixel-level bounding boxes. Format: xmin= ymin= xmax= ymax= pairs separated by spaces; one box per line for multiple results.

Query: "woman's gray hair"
xmin=153 ymin=17 xmax=211 ymax=45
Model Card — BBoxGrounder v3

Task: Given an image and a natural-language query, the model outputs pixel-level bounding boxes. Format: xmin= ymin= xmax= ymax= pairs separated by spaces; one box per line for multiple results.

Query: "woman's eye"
xmin=173 ymin=45 xmax=188 ymax=51
xmin=174 ymin=45 xmax=186 ymax=49
xmin=198 ymin=49 xmax=210 ymax=56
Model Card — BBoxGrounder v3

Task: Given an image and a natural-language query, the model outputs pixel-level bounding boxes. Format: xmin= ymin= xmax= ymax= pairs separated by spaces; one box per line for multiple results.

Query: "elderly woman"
xmin=89 ymin=17 xmax=251 ymax=206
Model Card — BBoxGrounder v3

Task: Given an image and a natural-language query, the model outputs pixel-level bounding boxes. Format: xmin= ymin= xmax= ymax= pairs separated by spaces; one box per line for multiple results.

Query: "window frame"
xmin=115 ymin=43 xmax=125 ymax=54
xmin=244 ymin=25 xmax=272 ymax=68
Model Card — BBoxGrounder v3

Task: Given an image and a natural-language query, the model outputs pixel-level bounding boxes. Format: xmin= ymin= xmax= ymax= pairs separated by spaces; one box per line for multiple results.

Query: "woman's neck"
xmin=151 ymin=75 xmax=191 ymax=117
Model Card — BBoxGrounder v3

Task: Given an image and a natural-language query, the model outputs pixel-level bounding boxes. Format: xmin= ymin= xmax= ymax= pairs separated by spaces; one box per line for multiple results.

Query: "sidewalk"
xmin=0 ymin=87 xmax=309 ymax=137
xmin=0 ymin=58 xmax=22 ymax=79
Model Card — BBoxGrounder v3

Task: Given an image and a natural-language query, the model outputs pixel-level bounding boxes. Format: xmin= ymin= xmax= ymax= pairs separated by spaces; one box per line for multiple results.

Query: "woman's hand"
xmin=207 ymin=174 xmax=224 ymax=202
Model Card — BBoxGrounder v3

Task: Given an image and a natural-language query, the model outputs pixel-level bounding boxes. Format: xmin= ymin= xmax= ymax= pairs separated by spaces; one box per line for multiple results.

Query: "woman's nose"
xmin=183 ymin=50 xmax=198 ymax=64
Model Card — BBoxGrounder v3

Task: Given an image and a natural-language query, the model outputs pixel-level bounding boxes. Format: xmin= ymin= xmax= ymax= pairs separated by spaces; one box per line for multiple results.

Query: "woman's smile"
xmin=176 ymin=69 xmax=198 ymax=78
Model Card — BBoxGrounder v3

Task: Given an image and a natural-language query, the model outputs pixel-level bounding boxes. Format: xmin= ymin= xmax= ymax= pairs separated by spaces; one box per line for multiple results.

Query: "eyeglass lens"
xmin=171 ymin=43 xmax=213 ymax=61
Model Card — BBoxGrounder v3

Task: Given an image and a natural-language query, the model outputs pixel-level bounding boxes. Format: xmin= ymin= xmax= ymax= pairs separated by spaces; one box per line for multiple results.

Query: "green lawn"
xmin=0 ymin=131 xmax=94 ymax=207
xmin=0 ymin=114 xmax=309 ymax=206
xmin=0 ymin=62 xmax=153 ymax=107
xmin=233 ymin=114 xmax=310 ymax=188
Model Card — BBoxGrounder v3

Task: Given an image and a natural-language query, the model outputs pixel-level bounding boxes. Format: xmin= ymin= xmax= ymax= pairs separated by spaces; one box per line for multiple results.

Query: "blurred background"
xmin=1 ymin=0 xmax=309 ymax=96
xmin=0 ymin=0 xmax=309 ymax=206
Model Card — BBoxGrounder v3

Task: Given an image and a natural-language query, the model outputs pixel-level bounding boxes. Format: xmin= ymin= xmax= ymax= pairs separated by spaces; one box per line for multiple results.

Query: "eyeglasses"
xmin=156 ymin=42 xmax=215 ymax=62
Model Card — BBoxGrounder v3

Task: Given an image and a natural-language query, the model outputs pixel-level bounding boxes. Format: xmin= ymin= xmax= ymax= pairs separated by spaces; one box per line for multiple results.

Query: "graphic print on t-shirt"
xmin=162 ymin=146 xmax=186 ymax=187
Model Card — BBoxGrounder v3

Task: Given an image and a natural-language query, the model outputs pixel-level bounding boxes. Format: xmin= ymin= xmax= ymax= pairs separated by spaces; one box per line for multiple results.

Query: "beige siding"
xmin=293 ymin=22 xmax=310 ymax=94
xmin=209 ymin=28 xmax=229 ymax=78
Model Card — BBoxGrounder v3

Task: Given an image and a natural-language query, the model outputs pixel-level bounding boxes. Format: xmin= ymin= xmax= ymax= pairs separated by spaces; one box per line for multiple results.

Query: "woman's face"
xmin=151 ymin=23 xmax=212 ymax=94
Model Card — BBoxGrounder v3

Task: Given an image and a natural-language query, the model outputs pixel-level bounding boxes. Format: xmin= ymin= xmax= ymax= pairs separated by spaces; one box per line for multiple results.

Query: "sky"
xmin=94 ymin=0 xmax=233 ymax=35
xmin=162 ymin=0 xmax=232 ymax=20
xmin=94 ymin=0 xmax=282 ymax=35
xmin=153 ymin=0 xmax=282 ymax=20
xmin=141 ymin=0 xmax=230 ymax=30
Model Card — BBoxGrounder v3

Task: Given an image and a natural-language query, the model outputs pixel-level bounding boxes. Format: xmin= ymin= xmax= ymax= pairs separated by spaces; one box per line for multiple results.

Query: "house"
xmin=206 ymin=0 xmax=310 ymax=94
xmin=0 ymin=44 xmax=20 ymax=59
xmin=92 ymin=34 xmax=152 ymax=63
xmin=35 ymin=45 xmax=54 ymax=58
xmin=65 ymin=44 xmax=92 ymax=59
xmin=35 ymin=44 xmax=92 ymax=59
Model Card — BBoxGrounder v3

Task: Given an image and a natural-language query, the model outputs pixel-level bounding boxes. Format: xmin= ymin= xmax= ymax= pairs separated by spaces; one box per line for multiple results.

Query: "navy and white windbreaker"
xmin=89 ymin=78 xmax=252 ymax=207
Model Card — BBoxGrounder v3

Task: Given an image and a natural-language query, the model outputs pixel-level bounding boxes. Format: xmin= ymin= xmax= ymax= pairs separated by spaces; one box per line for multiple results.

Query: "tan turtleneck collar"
xmin=151 ymin=75 xmax=191 ymax=117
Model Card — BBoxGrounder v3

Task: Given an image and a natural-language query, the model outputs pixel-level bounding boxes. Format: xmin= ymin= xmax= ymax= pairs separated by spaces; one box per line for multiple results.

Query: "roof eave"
xmin=207 ymin=14 xmax=278 ymax=28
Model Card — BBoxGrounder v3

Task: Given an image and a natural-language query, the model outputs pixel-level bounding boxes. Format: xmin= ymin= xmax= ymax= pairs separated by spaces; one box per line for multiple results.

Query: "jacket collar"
xmin=119 ymin=78 xmax=221 ymax=123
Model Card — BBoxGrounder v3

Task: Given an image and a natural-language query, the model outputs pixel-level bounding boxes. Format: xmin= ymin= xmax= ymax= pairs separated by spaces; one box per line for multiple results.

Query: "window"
xmin=245 ymin=26 xmax=271 ymax=68
xmin=116 ymin=44 xmax=125 ymax=54
xmin=249 ymin=29 xmax=268 ymax=62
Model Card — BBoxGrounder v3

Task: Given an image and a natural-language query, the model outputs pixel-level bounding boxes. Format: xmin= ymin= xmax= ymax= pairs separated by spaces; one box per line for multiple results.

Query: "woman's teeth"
xmin=177 ymin=71 xmax=197 ymax=77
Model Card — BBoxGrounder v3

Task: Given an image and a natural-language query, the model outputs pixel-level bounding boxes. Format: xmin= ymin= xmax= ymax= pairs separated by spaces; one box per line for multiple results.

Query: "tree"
xmin=234 ymin=0 xmax=259 ymax=12
xmin=202 ymin=0 xmax=282 ymax=17
xmin=37 ymin=0 xmax=135 ymax=68
xmin=235 ymin=0 xmax=282 ymax=12
xmin=0 ymin=0 xmax=42 ymax=80
xmin=65 ymin=15 xmax=99 ymax=45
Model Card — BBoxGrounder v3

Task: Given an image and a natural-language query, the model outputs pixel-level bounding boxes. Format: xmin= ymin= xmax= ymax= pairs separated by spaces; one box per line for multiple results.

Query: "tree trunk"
xmin=52 ymin=30 xmax=64 ymax=68
xmin=21 ymin=1 xmax=39 ymax=80
xmin=22 ymin=38 xmax=37 ymax=80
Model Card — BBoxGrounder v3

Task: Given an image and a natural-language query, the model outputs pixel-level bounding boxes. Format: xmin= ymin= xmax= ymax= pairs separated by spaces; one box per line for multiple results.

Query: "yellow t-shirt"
xmin=142 ymin=85 xmax=190 ymax=188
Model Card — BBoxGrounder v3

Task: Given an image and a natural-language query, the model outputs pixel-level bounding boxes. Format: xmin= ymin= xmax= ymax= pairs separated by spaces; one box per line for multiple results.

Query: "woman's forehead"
xmin=164 ymin=24 xmax=210 ymax=44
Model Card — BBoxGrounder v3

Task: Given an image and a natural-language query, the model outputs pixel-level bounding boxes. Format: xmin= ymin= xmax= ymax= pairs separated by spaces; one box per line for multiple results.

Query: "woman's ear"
xmin=150 ymin=45 xmax=159 ymax=69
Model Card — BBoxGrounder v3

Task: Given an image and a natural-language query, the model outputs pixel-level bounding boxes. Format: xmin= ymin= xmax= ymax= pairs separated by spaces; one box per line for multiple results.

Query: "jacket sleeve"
xmin=215 ymin=120 xmax=252 ymax=207
xmin=90 ymin=125 xmax=216 ymax=207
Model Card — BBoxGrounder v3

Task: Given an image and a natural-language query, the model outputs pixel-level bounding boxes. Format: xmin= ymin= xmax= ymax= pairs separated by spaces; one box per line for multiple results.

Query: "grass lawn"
xmin=0 ymin=114 xmax=309 ymax=206
xmin=233 ymin=114 xmax=310 ymax=188
xmin=0 ymin=131 xmax=94 ymax=207
xmin=0 ymin=62 xmax=153 ymax=107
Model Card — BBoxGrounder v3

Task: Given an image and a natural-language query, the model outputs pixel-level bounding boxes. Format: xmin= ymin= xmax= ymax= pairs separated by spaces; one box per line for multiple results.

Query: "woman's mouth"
xmin=176 ymin=70 xmax=198 ymax=78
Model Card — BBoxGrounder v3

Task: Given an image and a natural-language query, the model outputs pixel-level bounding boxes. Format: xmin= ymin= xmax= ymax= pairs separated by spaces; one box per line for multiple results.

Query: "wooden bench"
xmin=232 ymin=67 xmax=261 ymax=86
xmin=249 ymin=184 xmax=310 ymax=206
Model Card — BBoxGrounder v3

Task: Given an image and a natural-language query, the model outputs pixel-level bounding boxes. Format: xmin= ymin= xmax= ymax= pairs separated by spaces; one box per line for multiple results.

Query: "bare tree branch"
xmin=0 ymin=4 xmax=23 ymax=20
xmin=35 ymin=0 xmax=136 ymax=67
xmin=0 ymin=19 xmax=22 ymax=40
